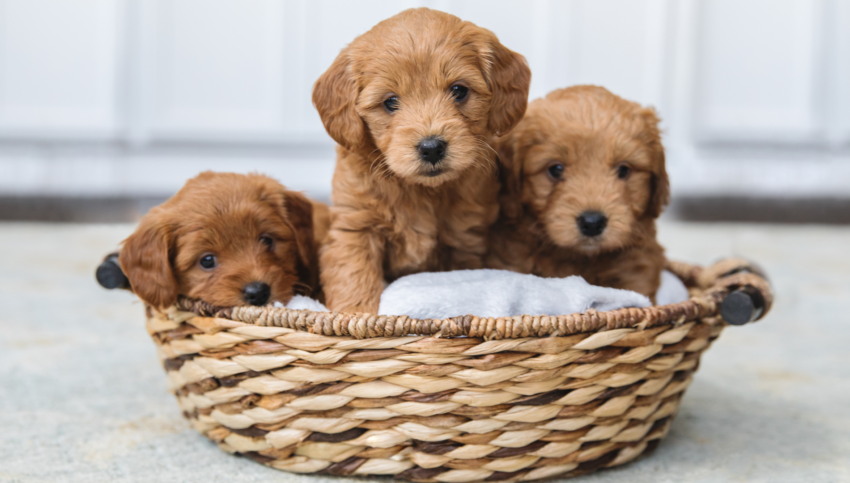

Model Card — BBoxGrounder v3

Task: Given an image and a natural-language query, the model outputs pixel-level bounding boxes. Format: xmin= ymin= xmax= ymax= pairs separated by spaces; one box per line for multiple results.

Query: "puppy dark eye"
xmin=617 ymin=164 xmax=631 ymax=179
xmin=450 ymin=84 xmax=469 ymax=102
xmin=383 ymin=96 xmax=399 ymax=112
xmin=259 ymin=235 xmax=274 ymax=251
xmin=548 ymin=163 xmax=565 ymax=180
xmin=199 ymin=254 xmax=217 ymax=270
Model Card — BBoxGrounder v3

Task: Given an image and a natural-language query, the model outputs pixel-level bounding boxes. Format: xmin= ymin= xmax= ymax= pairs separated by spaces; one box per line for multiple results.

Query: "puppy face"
xmin=499 ymin=86 xmax=669 ymax=255
xmin=120 ymin=172 xmax=316 ymax=309
xmin=313 ymin=8 xmax=530 ymax=187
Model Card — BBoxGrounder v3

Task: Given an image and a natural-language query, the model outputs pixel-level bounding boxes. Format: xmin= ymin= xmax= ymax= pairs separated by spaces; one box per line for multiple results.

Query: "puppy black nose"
xmin=242 ymin=282 xmax=270 ymax=306
xmin=417 ymin=137 xmax=447 ymax=164
xmin=577 ymin=211 xmax=608 ymax=237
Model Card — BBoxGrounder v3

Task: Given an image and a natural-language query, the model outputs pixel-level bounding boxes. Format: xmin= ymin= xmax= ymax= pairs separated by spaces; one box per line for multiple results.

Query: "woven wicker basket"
xmin=146 ymin=258 xmax=772 ymax=482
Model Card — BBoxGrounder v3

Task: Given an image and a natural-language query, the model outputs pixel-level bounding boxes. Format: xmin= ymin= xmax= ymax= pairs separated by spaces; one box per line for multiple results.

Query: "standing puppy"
xmin=313 ymin=8 xmax=530 ymax=313
xmin=487 ymin=86 xmax=669 ymax=299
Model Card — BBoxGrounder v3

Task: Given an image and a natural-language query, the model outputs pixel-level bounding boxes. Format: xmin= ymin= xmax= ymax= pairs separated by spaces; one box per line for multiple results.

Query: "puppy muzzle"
xmin=243 ymin=281 xmax=271 ymax=306
xmin=417 ymin=136 xmax=447 ymax=165
xmin=577 ymin=211 xmax=608 ymax=238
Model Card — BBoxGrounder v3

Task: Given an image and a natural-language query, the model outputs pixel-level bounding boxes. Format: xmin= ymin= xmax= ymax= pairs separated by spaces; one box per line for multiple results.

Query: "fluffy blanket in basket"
xmin=278 ymin=269 xmax=689 ymax=318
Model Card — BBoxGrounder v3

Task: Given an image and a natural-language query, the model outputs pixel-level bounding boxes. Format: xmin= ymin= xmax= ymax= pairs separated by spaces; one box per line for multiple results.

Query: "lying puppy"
xmin=119 ymin=172 xmax=329 ymax=309
xmin=486 ymin=86 xmax=669 ymax=299
xmin=313 ymin=8 xmax=531 ymax=313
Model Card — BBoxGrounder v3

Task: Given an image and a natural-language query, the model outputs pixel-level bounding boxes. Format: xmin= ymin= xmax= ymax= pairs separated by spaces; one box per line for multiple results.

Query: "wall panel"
xmin=834 ymin=0 xmax=850 ymax=145
xmin=693 ymin=0 xmax=825 ymax=143
xmin=0 ymin=0 xmax=121 ymax=138
xmin=141 ymin=0 xmax=287 ymax=140
xmin=565 ymin=0 xmax=668 ymax=108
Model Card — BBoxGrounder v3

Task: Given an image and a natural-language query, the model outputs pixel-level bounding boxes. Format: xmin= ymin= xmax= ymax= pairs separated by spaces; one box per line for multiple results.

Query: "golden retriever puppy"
xmin=486 ymin=86 xmax=669 ymax=299
xmin=313 ymin=8 xmax=531 ymax=312
xmin=119 ymin=171 xmax=329 ymax=309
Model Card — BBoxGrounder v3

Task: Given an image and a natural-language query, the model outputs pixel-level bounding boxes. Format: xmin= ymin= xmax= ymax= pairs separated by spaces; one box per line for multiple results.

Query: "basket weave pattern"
xmin=146 ymin=259 xmax=771 ymax=481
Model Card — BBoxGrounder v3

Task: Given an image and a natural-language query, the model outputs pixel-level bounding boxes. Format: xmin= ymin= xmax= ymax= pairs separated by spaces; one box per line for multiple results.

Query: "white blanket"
xmin=656 ymin=269 xmax=691 ymax=306
xmin=275 ymin=270 xmax=690 ymax=318
xmin=274 ymin=294 xmax=330 ymax=312
xmin=379 ymin=269 xmax=653 ymax=319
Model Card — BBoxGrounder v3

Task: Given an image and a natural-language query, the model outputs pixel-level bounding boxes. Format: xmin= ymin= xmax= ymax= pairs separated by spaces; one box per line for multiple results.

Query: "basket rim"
xmin=169 ymin=258 xmax=772 ymax=340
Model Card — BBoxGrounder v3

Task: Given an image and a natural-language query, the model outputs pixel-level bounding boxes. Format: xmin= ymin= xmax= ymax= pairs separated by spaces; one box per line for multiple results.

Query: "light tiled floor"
xmin=0 ymin=221 xmax=848 ymax=483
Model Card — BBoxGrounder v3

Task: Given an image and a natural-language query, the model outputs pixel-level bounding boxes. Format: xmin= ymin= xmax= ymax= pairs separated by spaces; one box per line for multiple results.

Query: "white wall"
xmin=0 ymin=0 xmax=848 ymax=201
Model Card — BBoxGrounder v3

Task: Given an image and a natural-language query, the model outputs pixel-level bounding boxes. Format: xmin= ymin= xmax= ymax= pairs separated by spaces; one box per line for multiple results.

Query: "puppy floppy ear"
xmin=647 ymin=152 xmax=670 ymax=219
xmin=280 ymin=191 xmax=318 ymax=295
xmin=640 ymin=108 xmax=670 ymax=218
xmin=119 ymin=213 xmax=178 ymax=310
xmin=495 ymin=127 xmax=525 ymax=222
xmin=312 ymin=51 xmax=367 ymax=152
xmin=482 ymin=36 xmax=531 ymax=137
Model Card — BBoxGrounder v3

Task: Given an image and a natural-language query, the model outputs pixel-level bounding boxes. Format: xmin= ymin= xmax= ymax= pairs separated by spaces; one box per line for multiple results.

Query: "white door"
xmin=0 ymin=0 xmax=847 ymax=201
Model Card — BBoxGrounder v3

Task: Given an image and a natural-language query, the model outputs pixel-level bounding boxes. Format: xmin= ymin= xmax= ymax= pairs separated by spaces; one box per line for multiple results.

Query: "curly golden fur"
xmin=486 ymin=86 xmax=670 ymax=300
xmin=119 ymin=172 xmax=329 ymax=309
xmin=313 ymin=8 xmax=531 ymax=312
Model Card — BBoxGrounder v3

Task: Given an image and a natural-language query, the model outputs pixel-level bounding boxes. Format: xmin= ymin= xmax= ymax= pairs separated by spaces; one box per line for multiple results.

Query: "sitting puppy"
xmin=486 ymin=86 xmax=669 ymax=300
xmin=313 ymin=8 xmax=531 ymax=313
xmin=119 ymin=171 xmax=329 ymax=309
